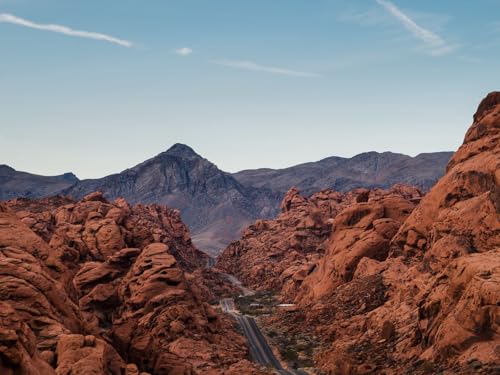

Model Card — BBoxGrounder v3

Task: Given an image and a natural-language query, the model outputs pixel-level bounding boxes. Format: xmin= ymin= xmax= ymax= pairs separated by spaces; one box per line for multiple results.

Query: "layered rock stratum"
xmin=0 ymin=193 xmax=263 ymax=374
xmin=218 ymin=92 xmax=500 ymax=374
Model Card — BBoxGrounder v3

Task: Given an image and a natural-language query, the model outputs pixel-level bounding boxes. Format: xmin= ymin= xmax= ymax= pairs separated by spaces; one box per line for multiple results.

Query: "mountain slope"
xmin=62 ymin=144 xmax=280 ymax=256
xmin=233 ymin=151 xmax=452 ymax=194
xmin=218 ymin=92 xmax=500 ymax=373
xmin=1 ymin=146 xmax=452 ymax=256
xmin=0 ymin=165 xmax=78 ymax=200
xmin=0 ymin=193 xmax=263 ymax=374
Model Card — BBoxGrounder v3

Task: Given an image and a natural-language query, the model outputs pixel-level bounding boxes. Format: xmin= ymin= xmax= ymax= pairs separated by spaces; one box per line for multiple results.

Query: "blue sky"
xmin=0 ymin=0 xmax=499 ymax=179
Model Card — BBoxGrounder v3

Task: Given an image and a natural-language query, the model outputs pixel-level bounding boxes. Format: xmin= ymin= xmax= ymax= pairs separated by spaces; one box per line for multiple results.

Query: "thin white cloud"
xmin=210 ymin=59 xmax=321 ymax=78
xmin=339 ymin=8 xmax=388 ymax=27
xmin=175 ymin=47 xmax=193 ymax=56
xmin=0 ymin=13 xmax=133 ymax=47
xmin=375 ymin=0 xmax=456 ymax=56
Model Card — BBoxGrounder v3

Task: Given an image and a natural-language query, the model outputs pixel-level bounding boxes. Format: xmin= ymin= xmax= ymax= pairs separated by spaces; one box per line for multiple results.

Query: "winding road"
xmin=224 ymin=274 xmax=255 ymax=296
xmin=205 ymin=257 xmax=217 ymax=268
xmin=220 ymin=298 xmax=307 ymax=375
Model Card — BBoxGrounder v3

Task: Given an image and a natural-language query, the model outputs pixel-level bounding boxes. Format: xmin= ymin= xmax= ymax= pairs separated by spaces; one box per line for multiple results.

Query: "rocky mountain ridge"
xmin=217 ymin=184 xmax=422 ymax=301
xmin=59 ymin=144 xmax=280 ymax=257
xmin=1 ymin=147 xmax=451 ymax=256
xmin=0 ymin=192 xmax=265 ymax=374
xmin=217 ymin=92 xmax=500 ymax=374
xmin=0 ymin=165 xmax=77 ymax=201
xmin=234 ymin=151 xmax=452 ymax=194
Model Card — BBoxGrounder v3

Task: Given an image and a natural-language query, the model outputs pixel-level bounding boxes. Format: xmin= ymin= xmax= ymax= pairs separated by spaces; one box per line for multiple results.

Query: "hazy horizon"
xmin=1 ymin=0 xmax=499 ymax=178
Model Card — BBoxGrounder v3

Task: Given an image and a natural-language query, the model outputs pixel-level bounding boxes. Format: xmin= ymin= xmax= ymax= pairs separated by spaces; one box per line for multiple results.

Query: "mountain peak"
xmin=474 ymin=91 xmax=500 ymax=122
xmin=60 ymin=172 xmax=79 ymax=182
xmin=0 ymin=165 xmax=16 ymax=176
xmin=165 ymin=143 xmax=201 ymax=159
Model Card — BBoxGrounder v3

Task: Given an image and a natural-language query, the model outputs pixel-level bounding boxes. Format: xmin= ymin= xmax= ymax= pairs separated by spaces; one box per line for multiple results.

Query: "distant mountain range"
xmin=59 ymin=144 xmax=280 ymax=256
xmin=0 ymin=145 xmax=452 ymax=255
xmin=0 ymin=165 xmax=78 ymax=200
xmin=234 ymin=151 xmax=453 ymax=194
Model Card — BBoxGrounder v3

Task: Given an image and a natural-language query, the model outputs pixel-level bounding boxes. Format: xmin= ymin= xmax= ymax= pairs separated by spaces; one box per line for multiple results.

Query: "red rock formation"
xmin=0 ymin=301 xmax=55 ymax=375
xmin=386 ymin=91 xmax=500 ymax=370
xmin=74 ymin=242 xmax=250 ymax=374
xmin=0 ymin=195 xmax=261 ymax=374
xmin=7 ymin=193 xmax=207 ymax=276
xmin=296 ymin=193 xmax=417 ymax=304
xmin=222 ymin=93 xmax=500 ymax=373
xmin=55 ymin=334 xmax=125 ymax=375
xmin=217 ymin=185 xmax=421 ymax=301
xmin=218 ymin=188 xmax=336 ymax=298
xmin=282 ymin=93 xmax=500 ymax=373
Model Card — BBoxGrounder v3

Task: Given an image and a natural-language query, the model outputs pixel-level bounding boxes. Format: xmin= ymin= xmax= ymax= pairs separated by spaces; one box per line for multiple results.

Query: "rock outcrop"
xmin=73 ymin=242 xmax=250 ymax=374
xmin=217 ymin=185 xmax=422 ymax=301
xmin=294 ymin=93 xmax=500 ymax=373
xmin=0 ymin=194 xmax=260 ymax=374
xmin=61 ymin=144 xmax=281 ymax=257
xmin=220 ymin=93 xmax=500 ymax=374
xmin=1 ymin=146 xmax=451 ymax=257
xmin=7 ymin=192 xmax=206 ymax=271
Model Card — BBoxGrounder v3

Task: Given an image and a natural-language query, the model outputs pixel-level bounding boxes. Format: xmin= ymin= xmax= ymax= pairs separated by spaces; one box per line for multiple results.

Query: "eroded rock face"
xmin=55 ymin=334 xmax=125 ymax=375
xmin=221 ymin=93 xmax=500 ymax=373
xmin=74 ymin=243 xmax=249 ymax=374
xmin=0 ymin=206 xmax=83 ymax=356
xmin=296 ymin=193 xmax=417 ymax=304
xmin=0 ymin=302 xmax=55 ymax=375
xmin=387 ymin=91 xmax=499 ymax=370
xmin=217 ymin=188 xmax=341 ymax=298
xmin=0 ymin=196 xmax=258 ymax=374
xmin=217 ymin=185 xmax=421 ymax=301
xmin=259 ymin=96 xmax=490 ymax=375
xmin=417 ymin=252 xmax=500 ymax=364
xmin=302 ymin=94 xmax=500 ymax=373
xmin=7 ymin=192 xmax=206 ymax=271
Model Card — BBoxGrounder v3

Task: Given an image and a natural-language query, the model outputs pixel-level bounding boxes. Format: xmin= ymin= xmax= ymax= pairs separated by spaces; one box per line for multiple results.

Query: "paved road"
xmin=220 ymin=298 xmax=237 ymax=313
xmin=205 ymin=257 xmax=216 ymax=268
xmin=224 ymin=273 xmax=255 ymax=296
xmin=220 ymin=298 xmax=307 ymax=375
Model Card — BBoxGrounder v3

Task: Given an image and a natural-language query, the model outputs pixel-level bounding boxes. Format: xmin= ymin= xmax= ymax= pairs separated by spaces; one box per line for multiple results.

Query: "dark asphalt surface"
xmin=220 ymin=298 xmax=308 ymax=375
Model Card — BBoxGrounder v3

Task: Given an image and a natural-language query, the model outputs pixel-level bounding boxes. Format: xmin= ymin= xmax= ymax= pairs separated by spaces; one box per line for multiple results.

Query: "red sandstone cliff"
xmin=291 ymin=93 xmax=499 ymax=373
xmin=0 ymin=193 xmax=264 ymax=374
xmin=220 ymin=93 xmax=500 ymax=374
xmin=217 ymin=185 xmax=422 ymax=301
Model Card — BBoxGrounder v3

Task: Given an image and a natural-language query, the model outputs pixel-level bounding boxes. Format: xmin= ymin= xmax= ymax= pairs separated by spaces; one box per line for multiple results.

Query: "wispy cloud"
xmin=375 ymin=0 xmax=456 ymax=56
xmin=210 ymin=59 xmax=321 ymax=78
xmin=175 ymin=47 xmax=193 ymax=56
xmin=339 ymin=7 xmax=389 ymax=27
xmin=0 ymin=13 xmax=133 ymax=47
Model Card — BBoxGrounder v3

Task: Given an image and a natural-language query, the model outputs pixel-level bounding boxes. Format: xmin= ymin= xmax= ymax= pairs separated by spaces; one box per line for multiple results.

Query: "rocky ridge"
xmin=60 ymin=144 xmax=280 ymax=257
xmin=0 ymin=193 xmax=264 ymax=374
xmin=0 ymin=165 xmax=77 ymax=201
xmin=1 ymin=147 xmax=451 ymax=256
xmin=218 ymin=92 xmax=500 ymax=374
xmin=217 ymin=184 xmax=422 ymax=301
xmin=233 ymin=151 xmax=452 ymax=194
